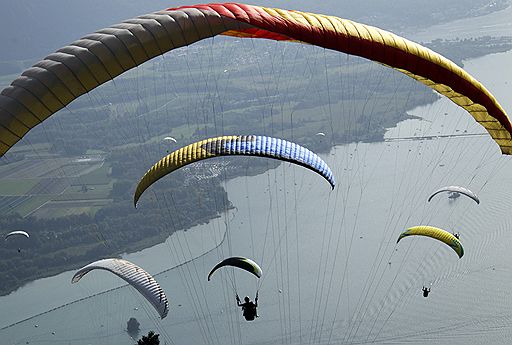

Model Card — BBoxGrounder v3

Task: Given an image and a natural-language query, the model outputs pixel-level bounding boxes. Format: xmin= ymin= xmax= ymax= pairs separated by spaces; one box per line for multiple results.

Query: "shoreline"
xmin=1 ymin=38 xmax=508 ymax=296
xmin=0 ymin=211 xmax=231 ymax=330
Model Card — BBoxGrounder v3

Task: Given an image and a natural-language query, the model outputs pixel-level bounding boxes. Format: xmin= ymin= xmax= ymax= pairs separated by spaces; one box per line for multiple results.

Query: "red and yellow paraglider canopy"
xmin=0 ymin=3 xmax=510 ymax=155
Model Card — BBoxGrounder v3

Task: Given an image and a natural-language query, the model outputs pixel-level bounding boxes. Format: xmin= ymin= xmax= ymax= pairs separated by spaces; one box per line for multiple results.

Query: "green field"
xmin=15 ymin=195 xmax=54 ymax=217
xmin=0 ymin=158 xmax=113 ymax=218
xmin=31 ymin=199 xmax=112 ymax=218
xmin=71 ymin=163 xmax=111 ymax=185
xmin=0 ymin=179 xmax=40 ymax=195
xmin=57 ymin=186 xmax=113 ymax=202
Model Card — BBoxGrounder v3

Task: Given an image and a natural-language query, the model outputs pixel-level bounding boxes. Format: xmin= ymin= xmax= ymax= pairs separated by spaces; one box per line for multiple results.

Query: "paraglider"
xmin=207 ymin=256 xmax=262 ymax=281
xmin=71 ymin=258 xmax=169 ymax=319
xmin=5 ymin=230 xmax=29 ymax=240
xmin=0 ymin=3 xmax=511 ymax=157
xmin=236 ymin=293 xmax=259 ymax=321
xmin=5 ymin=230 xmax=30 ymax=252
xmin=448 ymin=192 xmax=461 ymax=200
xmin=134 ymin=135 xmax=336 ymax=206
xmin=162 ymin=136 xmax=178 ymax=153
xmin=208 ymin=257 xmax=262 ymax=321
xmin=397 ymin=226 xmax=464 ymax=258
xmin=422 ymin=286 xmax=431 ymax=298
xmin=428 ymin=186 xmax=480 ymax=204
xmin=316 ymin=132 xmax=326 ymax=137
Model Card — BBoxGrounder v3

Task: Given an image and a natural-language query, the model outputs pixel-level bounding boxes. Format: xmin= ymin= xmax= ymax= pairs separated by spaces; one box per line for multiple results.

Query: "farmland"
xmin=0 ymin=155 xmax=112 ymax=218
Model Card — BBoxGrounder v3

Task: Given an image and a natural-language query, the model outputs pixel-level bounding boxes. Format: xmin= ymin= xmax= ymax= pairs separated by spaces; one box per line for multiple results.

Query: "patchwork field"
xmin=30 ymin=199 xmax=112 ymax=218
xmin=0 ymin=155 xmax=113 ymax=218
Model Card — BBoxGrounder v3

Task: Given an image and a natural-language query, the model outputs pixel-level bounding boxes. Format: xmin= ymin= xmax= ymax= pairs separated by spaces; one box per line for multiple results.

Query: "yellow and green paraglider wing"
xmin=208 ymin=257 xmax=262 ymax=281
xmin=397 ymin=225 xmax=464 ymax=258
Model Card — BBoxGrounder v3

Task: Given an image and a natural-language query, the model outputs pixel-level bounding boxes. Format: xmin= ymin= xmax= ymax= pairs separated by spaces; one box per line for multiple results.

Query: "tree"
xmin=126 ymin=317 xmax=140 ymax=338
xmin=137 ymin=331 xmax=159 ymax=345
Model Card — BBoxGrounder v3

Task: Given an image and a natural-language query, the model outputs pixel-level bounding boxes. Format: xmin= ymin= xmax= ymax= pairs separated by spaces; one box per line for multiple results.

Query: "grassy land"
xmin=0 ymin=160 xmax=113 ymax=217
xmin=32 ymin=200 xmax=111 ymax=218
xmin=63 ymin=182 xmax=113 ymax=196
xmin=15 ymin=195 xmax=53 ymax=217
xmin=71 ymin=163 xmax=111 ymax=186
xmin=4 ymin=142 xmax=52 ymax=154
xmin=0 ymin=179 xmax=40 ymax=195
xmin=0 ymin=160 xmax=27 ymax=178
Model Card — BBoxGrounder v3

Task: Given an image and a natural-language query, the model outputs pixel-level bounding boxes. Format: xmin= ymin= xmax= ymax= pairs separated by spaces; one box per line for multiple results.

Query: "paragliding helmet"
xmin=244 ymin=296 xmax=250 ymax=302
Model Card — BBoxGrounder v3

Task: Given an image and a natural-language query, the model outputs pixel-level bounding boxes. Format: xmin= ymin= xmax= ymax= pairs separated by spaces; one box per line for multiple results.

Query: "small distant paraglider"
xmin=5 ymin=230 xmax=29 ymax=240
xmin=208 ymin=257 xmax=262 ymax=321
xmin=428 ymin=186 xmax=479 ymax=204
xmin=397 ymin=226 xmax=464 ymax=258
xmin=208 ymin=257 xmax=262 ymax=281
xmin=5 ymin=230 xmax=30 ymax=253
xmin=162 ymin=136 xmax=178 ymax=153
xmin=422 ymin=286 xmax=431 ymax=297
xmin=316 ymin=132 xmax=326 ymax=137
